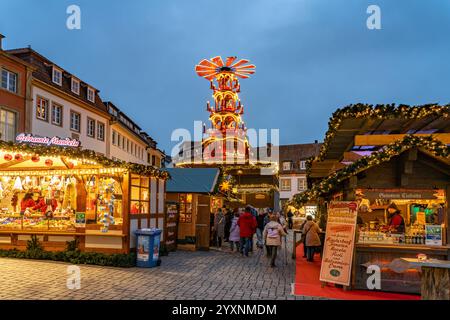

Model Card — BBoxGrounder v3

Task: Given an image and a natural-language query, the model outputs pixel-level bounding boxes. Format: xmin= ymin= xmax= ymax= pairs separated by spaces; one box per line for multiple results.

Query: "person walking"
xmin=287 ymin=209 xmax=294 ymax=229
xmin=224 ymin=206 xmax=233 ymax=242
xmin=213 ymin=208 xmax=225 ymax=248
xmin=237 ymin=206 xmax=257 ymax=257
xmin=229 ymin=211 xmax=241 ymax=252
xmin=263 ymin=214 xmax=287 ymax=267
xmin=256 ymin=209 xmax=267 ymax=249
xmin=302 ymin=215 xmax=322 ymax=262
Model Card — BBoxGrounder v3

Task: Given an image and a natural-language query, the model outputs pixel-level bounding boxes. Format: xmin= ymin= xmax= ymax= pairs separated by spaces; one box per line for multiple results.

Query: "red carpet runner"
xmin=293 ymin=244 xmax=420 ymax=300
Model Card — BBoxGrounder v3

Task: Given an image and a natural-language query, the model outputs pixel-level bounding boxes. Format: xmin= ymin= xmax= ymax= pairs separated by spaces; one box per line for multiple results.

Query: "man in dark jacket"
xmin=237 ymin=206 xmax=257 ymax=256
xmin=256 ymin=209 xmax=267 ymax=248
xmin=223 ymin=206 xmax=233 ymax=242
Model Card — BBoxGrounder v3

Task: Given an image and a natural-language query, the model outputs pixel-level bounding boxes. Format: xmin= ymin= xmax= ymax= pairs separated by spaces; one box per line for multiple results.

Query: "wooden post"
xmin=446 ymin=185 xmax=450 ymax=248
xmin=122 ymin=172 xmax=130 ymax=253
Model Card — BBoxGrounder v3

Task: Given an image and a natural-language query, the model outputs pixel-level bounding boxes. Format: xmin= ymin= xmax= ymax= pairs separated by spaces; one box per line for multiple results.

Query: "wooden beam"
xmin=354 ymin=133 xmax=450 ymax=146
xmin=418 ymin=158 xmax=450 ymax=176
xmin=0 ymin=156 xmax=31 ymax=169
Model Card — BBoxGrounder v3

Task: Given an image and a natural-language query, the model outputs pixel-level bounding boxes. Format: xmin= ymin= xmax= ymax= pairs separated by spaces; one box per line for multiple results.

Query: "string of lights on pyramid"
xmin=195 ymin=56 xmax=256 ymax=163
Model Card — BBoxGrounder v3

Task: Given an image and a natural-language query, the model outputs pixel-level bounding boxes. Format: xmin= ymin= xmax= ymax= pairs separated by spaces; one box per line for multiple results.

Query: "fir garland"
xmin=316 ymin=103 xmax=449 ymax=162
xmin=0 ymin=141 xmax=170 ymax=179
xmin=291 ymin=135 xmax=449 ymax=206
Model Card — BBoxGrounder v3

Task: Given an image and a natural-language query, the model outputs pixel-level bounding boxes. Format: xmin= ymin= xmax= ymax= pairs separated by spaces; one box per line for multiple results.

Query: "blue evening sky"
xmin=1 ymin=0 xmax=450 ymax=154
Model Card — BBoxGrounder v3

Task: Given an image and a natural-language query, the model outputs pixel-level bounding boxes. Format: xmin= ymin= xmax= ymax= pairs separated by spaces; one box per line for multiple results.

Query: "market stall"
xmin=164 ymin=167 xmax=220 ymax=251
xmin=0 ymin=140 xmax=169 ymax=254
xmin=292 ymin=104 xmax=450 ymax=295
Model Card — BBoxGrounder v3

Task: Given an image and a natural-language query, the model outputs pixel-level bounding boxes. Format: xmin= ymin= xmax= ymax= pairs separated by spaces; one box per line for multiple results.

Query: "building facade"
xmin=0 ymin=36 xmax=34 ymax=142
xmin=7 ymin=47 xmax=110 ymax=155
xmin=278 ymin=142 xmax=322 ymax=208
xmin=4 ymin=44 xmax=164 ymax=167
xmin=105 ymin=101 xmax=164 ymax=166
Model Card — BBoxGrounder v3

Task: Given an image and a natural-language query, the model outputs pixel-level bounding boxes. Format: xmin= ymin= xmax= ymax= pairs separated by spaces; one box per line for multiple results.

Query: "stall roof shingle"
xmin=164 ymin=168 xmax=220 ymax=194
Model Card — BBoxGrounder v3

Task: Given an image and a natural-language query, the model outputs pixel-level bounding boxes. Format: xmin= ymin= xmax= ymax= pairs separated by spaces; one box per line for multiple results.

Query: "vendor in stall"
xmin=20 ymin=192 xmax=36 ymax=213
xmin=32 ymin=191 xmax=58 ymax=215
xmin=387 ymin=202 xmax=405 ymax=233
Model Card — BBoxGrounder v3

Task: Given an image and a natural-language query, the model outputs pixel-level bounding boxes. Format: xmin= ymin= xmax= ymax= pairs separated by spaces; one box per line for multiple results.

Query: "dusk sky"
xmin=1 ymin=0 xmax=450 ymax=154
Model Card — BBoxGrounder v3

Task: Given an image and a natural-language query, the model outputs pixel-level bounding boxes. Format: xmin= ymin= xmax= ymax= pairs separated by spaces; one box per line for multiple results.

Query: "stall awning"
xmin=164 ymin=168 xmax=220 ymax=194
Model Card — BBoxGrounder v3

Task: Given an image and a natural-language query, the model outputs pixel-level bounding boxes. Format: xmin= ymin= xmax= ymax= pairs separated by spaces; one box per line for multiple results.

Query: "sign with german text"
xmin=319 ymin=201 xmax=358 ymax=286
xmin=16 ymin=133 xmax=80 ymax=147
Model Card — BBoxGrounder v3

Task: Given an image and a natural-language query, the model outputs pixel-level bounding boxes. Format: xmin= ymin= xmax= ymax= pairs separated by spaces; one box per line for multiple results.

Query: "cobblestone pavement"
xmin=0 ymin=232 xmax=321 ymax=300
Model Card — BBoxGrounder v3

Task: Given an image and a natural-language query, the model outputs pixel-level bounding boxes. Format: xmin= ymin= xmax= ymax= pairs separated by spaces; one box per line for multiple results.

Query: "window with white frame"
xmin=1 ymin=69 xmax=17 ymax=93
xmin=280 ymin=179 xmax=291 ymax=191
xmin=97 ymin=122 xmax=105 ymax=141
xmin=87 ymin=87 xmax=95 ymax=102
xmin=300 ymin=160 xmax=307 ymax=170
xmin=70 ymin=111 xmax=81 ymax=132
xmin=71 ymin=78 xmax=80 ymax=94
xmin=51 ymin=102 xmax=63 ymax=126
xmin=36 ymin=96 xmax=49 ymax=121
xmin=117 ymin=133 xmax=122 ymax=148
xmin=298 ymin=177 xmax=307 ymax=191
xmin=112 ymin=130 xmax=117 ymax=145
xmin=282 ymin=161 xmax=292 ymax=171
xmin=52 ymin=67 xmax=62 ymax=85
xmin=0 ymin=108 xmax=17 ymax=142
xmin=87 ymin=118 xmax=95 ymax=137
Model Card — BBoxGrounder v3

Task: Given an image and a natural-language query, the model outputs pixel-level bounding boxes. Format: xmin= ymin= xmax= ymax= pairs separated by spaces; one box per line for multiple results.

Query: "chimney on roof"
xmin=314 ymin=140 xmax=318 ymax=144
xmin=0 ymin=34 xmax=5 ymax=50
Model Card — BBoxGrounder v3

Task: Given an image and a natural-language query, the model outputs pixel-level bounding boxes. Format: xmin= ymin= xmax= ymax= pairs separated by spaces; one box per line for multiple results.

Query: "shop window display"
xmin=0 ymin=173 xmax=124 ymax=232
xmin=130 ymin=174 xmax=150 ymax=214
xmin=356 ymin=189 xmax=446 ymax=246
xmin=179 ymin=193 xmax=193 ymax=223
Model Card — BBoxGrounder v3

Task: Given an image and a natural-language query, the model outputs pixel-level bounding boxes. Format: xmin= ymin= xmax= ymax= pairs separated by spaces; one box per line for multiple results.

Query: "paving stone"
xmin=0 ymin=232 xmax=320 ymax=300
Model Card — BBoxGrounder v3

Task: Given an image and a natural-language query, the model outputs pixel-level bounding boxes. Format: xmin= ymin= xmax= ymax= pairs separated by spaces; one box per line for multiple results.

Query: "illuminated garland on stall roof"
xmin=314 ymin=103 xmax=449 ymax=163
xmin=0 ymin=141 xmax=170 ymax=180
xmin=291 ymin=135 xmax=449 ymax=206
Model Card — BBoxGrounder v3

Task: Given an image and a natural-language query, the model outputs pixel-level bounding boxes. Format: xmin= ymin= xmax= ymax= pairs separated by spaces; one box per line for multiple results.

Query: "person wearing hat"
xmin=387 ymin=202 xmax=405 ymax=233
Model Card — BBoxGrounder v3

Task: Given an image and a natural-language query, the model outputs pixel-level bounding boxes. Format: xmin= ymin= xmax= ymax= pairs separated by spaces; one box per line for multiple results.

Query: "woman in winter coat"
xmin=302 ymin=215 xmax=322 ymax=262
xmin=228 ymin=212 xmax=241 ymax=252
xmin=213 ymin=208 xmax=226 ymax=248
xmin=263 ymin=214 xmax=287 ymax=267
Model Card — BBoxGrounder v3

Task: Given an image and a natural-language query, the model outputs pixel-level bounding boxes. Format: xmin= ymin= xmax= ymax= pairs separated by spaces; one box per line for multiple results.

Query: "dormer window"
xmin=87 ymin=87 xmax=95 ymax=102
xmin=71 ymin=78 xmax=80 ymax=94
xmin=52 ymin=67 xmax=62 ymax=86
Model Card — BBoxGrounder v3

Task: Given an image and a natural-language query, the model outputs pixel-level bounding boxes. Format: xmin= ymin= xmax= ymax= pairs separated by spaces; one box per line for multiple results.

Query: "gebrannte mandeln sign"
xmin=16 ymin=133 xmax=80 ymax=147
xmin=319 ymin=201 xmax=358 ymax=286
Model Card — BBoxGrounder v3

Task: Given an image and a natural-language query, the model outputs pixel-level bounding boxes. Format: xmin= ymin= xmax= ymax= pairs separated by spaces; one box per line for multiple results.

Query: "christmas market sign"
xmin=320 ymin=201 xmax=358 ymax=286
xmin=358 ymin=188 xmax=443 ymax=200
xmin=16 ymin=133 xmax=80 ymax=148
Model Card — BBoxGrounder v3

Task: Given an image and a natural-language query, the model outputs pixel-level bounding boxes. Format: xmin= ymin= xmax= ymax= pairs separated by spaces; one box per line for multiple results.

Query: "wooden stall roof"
xmin=164 ymin=168 xmax=220 ymax=194
xmin=310 ymin=104 xmax=450 ymax=178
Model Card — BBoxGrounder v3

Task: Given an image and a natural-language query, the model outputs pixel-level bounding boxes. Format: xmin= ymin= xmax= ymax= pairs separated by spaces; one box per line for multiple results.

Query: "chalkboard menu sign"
xmin=165 ymin=202 xmax=179 ymax=251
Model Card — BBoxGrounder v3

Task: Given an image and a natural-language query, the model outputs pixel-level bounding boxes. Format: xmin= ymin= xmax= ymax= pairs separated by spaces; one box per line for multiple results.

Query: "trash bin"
xmin=135 ymin=228 xmax=162 ymax=268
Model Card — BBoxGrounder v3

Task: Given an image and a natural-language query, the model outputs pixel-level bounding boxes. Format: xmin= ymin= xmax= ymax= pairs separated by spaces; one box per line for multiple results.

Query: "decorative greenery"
xmin=315 ymin=103 xmax=449 ymax=162
xmin=0 ymin=140 xmax=170 ymax=179
xmin=291 ymin=135 xmax=449 ymax=206
xmin=0 ymin=237 xmax=136 ymax=267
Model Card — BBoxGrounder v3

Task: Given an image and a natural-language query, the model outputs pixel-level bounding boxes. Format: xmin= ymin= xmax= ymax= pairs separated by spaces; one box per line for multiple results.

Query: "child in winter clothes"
xmin=228 ymin=212 xmax=241 ymax=252
xmin=263 ymin=214 xmax=287 ymax=267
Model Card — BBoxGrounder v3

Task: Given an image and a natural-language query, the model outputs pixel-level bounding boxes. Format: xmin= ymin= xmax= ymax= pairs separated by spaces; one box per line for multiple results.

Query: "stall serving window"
xmin=356 ymin=189 xmax=447 ymax=246
xmin=0 ymin=173 xmax=123 ymax=232
xmin=130 ymin=174 xmax=150 ymax=214
xmin=179 ymin=193 xmax=193 ymax=223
